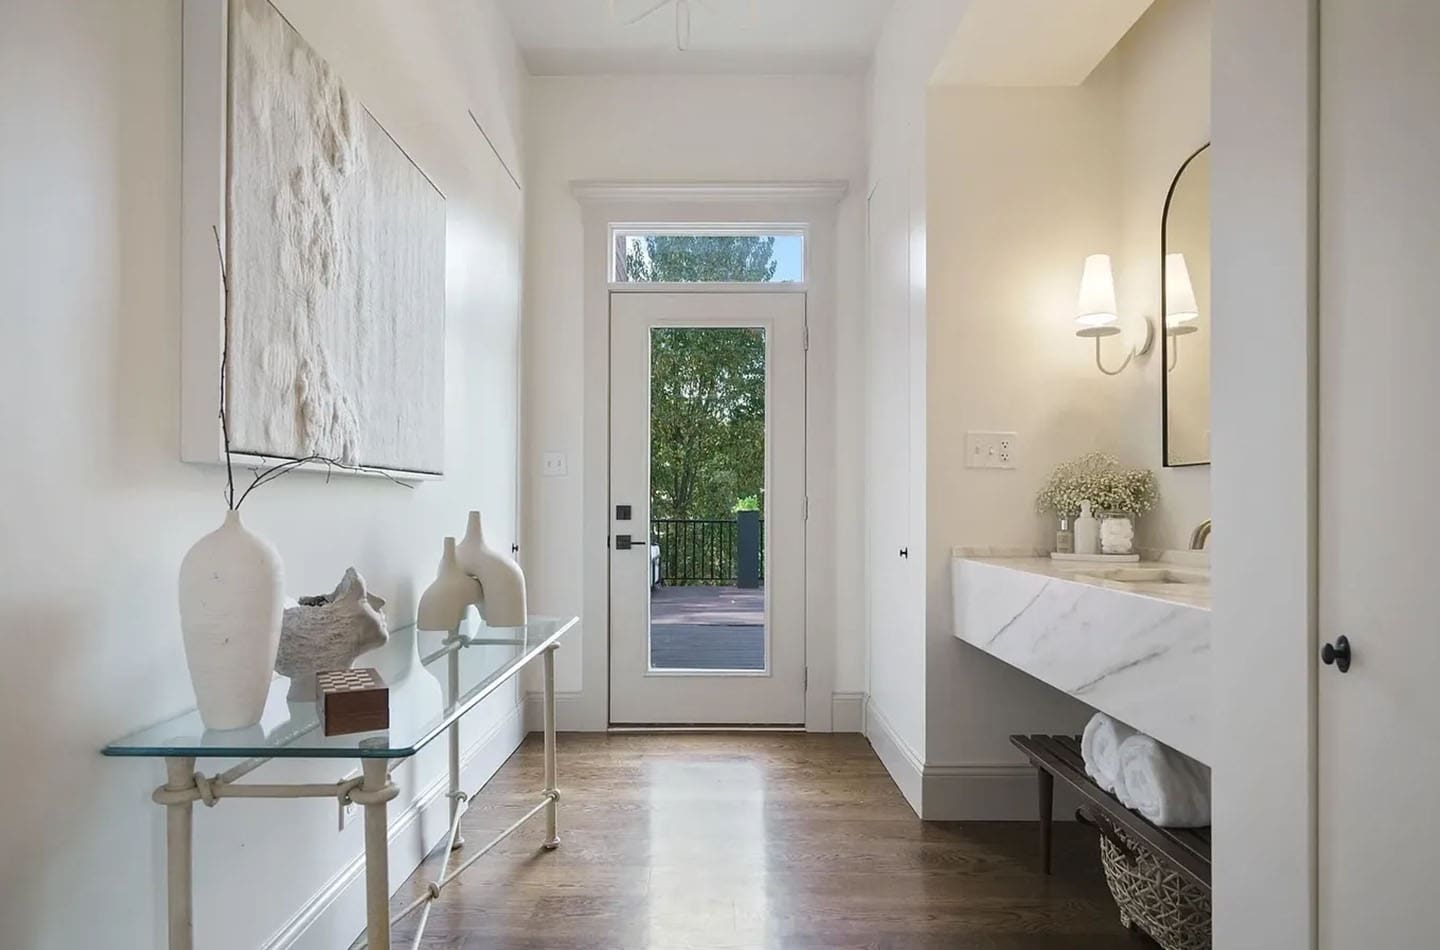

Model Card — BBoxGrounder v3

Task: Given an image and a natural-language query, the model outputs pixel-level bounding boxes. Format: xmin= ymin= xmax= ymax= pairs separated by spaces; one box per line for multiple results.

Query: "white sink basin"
xmin=1075 ymin=567 xmax=1209 ymax=586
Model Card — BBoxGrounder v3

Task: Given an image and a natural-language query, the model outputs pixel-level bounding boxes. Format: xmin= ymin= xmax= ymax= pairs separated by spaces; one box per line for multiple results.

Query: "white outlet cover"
xmin=542 ymin=451 xmax=568 ymax=477
xmin=964 ymin=431 xmax=1018 ymax=470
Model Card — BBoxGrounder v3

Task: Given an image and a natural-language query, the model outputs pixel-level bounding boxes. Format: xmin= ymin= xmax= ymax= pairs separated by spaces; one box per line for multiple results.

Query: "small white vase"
xmin=455 ymin=511 xmax=527 ymax=627
xmin=417 ymin=537 xmax=483 ymax=632
xmin=178 ymin=510 xmax=284 ymax=730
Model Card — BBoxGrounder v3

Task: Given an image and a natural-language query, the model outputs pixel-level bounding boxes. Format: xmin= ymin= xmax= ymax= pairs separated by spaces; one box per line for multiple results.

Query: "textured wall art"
xmin=226 ymin=0 xmax=445 ymax=474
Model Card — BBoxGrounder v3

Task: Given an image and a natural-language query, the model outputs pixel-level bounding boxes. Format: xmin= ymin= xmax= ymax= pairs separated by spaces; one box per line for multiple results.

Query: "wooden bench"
xmin=1010 ymin=734 xmax=1211 ymax=892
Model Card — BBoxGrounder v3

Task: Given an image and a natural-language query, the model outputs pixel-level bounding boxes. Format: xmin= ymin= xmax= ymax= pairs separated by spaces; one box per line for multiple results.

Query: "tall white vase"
xmin=455 ymin=511 xmax=527 ymax=627
xmin=178 ymin=510 xmax=285 ymax=730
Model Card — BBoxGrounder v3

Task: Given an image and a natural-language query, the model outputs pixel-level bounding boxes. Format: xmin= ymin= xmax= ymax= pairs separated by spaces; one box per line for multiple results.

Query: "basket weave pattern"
xmin=1097 ymin=822 xmax=1212 ymax=950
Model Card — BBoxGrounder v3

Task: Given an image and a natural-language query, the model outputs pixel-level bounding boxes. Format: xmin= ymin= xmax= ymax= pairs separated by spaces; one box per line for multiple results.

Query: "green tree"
xmin=649 ymin=327 xmax=765 ymax=523
xmin=624 ymin=234 xmax=778 ymax=283
xmin=628 ymin=234 xmax=774 ymax=526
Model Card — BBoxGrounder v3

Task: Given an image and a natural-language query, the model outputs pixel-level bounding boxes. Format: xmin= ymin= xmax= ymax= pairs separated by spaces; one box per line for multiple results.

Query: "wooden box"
xmin=316 ymin=668 xmax=389 ymax=736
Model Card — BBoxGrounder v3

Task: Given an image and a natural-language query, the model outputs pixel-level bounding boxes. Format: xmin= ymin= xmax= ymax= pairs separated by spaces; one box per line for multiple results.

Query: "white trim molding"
xmin=572 ymin=179 xmax=849 ymax=204
xmin=571 ymin=181 xmax=854 ymax=734
xmin=864 ymin=698 xmax=1050 ymax=821
xmin=831 ymin=692 xmax=867 ymax=733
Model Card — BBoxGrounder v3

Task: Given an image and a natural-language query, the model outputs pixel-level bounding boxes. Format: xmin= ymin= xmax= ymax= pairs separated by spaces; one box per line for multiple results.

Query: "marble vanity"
xmin=952 ymin=549 xmax=1210 ymax=764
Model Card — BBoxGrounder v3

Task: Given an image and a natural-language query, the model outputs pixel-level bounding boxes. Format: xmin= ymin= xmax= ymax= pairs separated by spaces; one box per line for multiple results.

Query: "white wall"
xmin=521 ymin=74 xmax=868 ymax=728
xmin=1210 ymin=0 xmax=1317 ymax=944
xmin=0 ymin=2 xmax=527 ymax=947
xmin=860 ymin=0 xmax=973 ymax=813
xmin=921 ymin=0 xmax=1212 ymax=810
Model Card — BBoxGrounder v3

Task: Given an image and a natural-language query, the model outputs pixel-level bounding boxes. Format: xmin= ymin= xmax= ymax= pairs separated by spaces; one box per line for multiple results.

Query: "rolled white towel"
xmin=1081 ymin=713 xmax=1136 ymax=797
xmin=1116 ymin=734 xmax=1211 ymax=828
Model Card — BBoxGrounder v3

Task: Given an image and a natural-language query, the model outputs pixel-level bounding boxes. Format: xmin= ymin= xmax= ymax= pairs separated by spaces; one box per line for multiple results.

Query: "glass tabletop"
xmin=103 ymin=617 xmax=576 ymax=760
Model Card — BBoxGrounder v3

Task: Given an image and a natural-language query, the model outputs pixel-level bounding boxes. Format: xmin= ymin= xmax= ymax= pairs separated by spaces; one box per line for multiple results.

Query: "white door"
xmin=1318 ymin=2 xmax=1440 ymax=945
xmin=609 ymin=292 xmax=807 ymax=724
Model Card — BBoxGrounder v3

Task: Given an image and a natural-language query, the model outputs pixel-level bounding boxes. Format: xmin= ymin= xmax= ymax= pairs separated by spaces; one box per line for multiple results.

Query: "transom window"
xmin=610 ymin=227 xmax=806 ymax=284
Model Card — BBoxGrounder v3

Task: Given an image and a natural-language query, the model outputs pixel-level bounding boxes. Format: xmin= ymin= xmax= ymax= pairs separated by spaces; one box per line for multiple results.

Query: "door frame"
xmin=571 ymin=180 xmax=850 ymax=732
xmin=607 ymin=291 xmax=808 ymax=724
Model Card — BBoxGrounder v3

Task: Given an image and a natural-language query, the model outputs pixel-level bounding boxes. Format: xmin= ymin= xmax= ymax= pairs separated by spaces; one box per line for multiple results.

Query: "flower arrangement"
xmin=1036 ymin=452 xmax=1158 ymax=518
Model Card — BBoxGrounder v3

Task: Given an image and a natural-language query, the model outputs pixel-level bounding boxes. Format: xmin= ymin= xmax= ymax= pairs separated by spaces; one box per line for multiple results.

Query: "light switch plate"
xmin=542 ymin=451 xmax=568 ymax=477
xmin=964 ymin=431 xmax=1018 ymax=470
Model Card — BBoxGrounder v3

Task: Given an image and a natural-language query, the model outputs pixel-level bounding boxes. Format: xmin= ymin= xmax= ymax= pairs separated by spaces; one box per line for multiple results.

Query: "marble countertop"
xmin=957 ymin=553 xmax=1211 ymax=610
xmin=951 ymin=550 xmax=1210 ymax=763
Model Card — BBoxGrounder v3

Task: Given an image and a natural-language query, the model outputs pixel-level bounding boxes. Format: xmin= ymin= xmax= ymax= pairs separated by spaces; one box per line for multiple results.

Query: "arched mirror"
xmin=1162 ymin=143 xmax=1211 ymax=467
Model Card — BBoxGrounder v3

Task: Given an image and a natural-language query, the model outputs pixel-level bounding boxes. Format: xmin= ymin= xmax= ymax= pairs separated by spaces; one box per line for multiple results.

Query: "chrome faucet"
xmin=1190 ymin=519 xmax=1212 ymax=550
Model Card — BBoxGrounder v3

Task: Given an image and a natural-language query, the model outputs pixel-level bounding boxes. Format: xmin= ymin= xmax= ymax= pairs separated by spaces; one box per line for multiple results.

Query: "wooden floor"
xmin=372 ymin=733 xmax=1151 ymax=949
xmin=650 ymin=586 xmax=766 ymax=670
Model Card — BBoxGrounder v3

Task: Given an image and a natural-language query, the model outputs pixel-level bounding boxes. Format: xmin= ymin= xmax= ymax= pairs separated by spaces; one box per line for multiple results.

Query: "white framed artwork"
xmin=181 ymin=0 xmax=446 ymax=478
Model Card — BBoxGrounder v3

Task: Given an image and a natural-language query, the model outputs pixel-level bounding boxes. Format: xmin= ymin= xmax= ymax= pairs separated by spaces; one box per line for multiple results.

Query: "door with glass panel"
xmin=608 ymin=292 xmax=805 ymax=724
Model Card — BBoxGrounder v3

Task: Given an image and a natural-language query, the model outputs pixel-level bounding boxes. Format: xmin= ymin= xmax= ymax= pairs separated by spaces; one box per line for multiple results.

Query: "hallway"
xmin=376 ymin=734 xmax=1147 ymax=949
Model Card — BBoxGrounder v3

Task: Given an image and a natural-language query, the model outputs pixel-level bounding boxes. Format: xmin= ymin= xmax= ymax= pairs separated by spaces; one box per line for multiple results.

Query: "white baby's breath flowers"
xmin=1036 ymin=452 xmax=1159 ymax=519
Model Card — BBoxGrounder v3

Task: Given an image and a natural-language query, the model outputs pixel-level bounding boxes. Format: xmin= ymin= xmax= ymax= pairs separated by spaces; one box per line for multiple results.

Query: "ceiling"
xmin=497 ymin=0 xmax=895 ymax=76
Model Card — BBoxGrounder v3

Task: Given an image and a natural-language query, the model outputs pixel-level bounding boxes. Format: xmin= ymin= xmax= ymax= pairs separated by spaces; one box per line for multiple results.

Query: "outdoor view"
xmin=635 ymin=234 xmax=774 ymax=671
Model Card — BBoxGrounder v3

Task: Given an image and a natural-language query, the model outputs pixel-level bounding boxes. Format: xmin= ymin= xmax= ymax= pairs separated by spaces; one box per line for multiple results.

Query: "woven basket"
xmin=1080 ymin=806 xmax=1211 ymax=950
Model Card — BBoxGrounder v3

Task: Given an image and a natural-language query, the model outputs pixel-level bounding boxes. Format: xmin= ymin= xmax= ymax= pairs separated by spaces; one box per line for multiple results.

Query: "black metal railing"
xmin=651 ymin=517 xmax=764 ymax=587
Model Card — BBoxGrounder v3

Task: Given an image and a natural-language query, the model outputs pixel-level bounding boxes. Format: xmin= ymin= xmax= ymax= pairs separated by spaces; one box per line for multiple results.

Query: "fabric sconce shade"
xmin=1165 ymin=253 xmax=1199 ymax=329
xmin=1076 ymin=254 xmax=1119 ymax=329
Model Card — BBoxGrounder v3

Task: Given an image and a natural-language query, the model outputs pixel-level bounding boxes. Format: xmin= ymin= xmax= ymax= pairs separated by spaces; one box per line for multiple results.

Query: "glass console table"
xmin=104 ymin=616 xmax=577 ymax=950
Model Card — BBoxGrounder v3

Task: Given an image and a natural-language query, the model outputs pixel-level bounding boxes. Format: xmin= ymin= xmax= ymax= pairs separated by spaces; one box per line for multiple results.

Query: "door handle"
xmin=1321 ymin=635 xmax=1352 ymax=673
xmin=614 ymin=534 xmax=648 ymax=551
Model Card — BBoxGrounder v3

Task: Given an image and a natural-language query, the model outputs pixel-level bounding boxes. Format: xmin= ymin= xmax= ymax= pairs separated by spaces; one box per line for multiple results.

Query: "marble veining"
xmin=952 ymin=555 xmax=1210 ymax=764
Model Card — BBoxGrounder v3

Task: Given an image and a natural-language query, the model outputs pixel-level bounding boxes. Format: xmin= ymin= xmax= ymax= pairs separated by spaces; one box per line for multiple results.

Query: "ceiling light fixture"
xmin=611 ymin=0 xmax=755 ymax=53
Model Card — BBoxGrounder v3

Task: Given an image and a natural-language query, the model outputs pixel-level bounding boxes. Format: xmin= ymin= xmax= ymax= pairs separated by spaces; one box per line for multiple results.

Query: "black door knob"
xmin=1321 ymin=635 xmax=1351 ymax=673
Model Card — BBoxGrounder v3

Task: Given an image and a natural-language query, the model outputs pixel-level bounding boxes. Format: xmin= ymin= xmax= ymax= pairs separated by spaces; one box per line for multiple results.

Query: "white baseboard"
xmin=523 ymin=690 xmax=600 ymax=732
xmin=261 ymin=700 xmax=528 ymax=950
xmin=830 ymin=692 xmax=866 ymax=733
xmin=863 ymin=700 xmax=925 ymax=815
xmin=920 ymin=761 xmax=1044 ymax=821
xmin=863 ymin=698 xmax=1056 ymax=821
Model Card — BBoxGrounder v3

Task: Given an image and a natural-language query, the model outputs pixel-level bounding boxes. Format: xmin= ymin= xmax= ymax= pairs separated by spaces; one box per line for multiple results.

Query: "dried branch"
xmin=234 ymin=454 xmax=413 ymax=511
xmin=212 ymin=225 xmax=236 ymax=510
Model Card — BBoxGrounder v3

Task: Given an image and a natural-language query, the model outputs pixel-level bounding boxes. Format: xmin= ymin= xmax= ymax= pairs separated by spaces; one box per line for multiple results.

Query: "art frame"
xmin=180 ymin=0 xmax=447 ymax=481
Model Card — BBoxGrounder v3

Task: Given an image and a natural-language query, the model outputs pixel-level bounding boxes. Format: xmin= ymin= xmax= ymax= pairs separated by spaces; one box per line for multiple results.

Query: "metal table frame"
xmin=125 ymin=623 xmax=569 ymax=950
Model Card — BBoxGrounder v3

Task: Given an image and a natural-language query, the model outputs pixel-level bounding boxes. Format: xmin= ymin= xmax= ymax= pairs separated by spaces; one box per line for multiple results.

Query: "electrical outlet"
xmin=542 ymin=451 xmax=568 ymax=477
xmin=964 ymin=431 xmax=1018 ymax=470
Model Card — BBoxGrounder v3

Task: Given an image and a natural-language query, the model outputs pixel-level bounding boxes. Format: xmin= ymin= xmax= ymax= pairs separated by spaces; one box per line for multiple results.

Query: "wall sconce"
xmin=1074 ymin=253 xmax=1154 ymax=376
xmin=1164 ymin=252 xmax=1198 ymax=370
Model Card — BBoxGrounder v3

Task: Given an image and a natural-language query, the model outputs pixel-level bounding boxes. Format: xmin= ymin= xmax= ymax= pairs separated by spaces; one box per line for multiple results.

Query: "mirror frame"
xmin=1161 ymin=141 xmax=1212 ymax=468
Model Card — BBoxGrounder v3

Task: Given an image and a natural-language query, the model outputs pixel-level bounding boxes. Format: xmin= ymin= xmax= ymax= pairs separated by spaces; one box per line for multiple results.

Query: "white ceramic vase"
xmin=455 ymin=511 xmax=528 ymax=627
xmin=417 ymin=537 xmax=483 ymax=632
xmin=178 ymin=510 xmax=285 ymax=730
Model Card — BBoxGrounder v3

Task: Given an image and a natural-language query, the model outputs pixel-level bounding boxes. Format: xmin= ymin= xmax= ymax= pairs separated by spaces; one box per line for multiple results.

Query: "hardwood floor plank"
xmin=360 ymin=734 xmax=1148 ymax=949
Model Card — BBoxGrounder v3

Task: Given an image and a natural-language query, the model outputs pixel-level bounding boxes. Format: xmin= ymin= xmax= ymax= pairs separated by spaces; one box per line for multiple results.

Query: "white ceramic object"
xmin=275 ymin=568 xmax=389 ymax=701
xmin=1074 ymin=500 xmax=1099 ymax=555
xmin=178 ymin=510 xmax=285 ymax=730
xmin=417 ymin=537 xmax=482 ymax=632
xmin=455 ymin=511 xmax=527 ymax=627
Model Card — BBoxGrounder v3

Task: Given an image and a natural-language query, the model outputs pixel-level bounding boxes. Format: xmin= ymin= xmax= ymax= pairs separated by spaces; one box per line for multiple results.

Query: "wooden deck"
xmin=650 ymin=585 xmax=765 ymax=670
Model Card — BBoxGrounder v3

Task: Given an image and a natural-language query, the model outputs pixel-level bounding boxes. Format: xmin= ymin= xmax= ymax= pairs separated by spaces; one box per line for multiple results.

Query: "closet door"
xmin=1318 ymin=2 xmax=1440 ymax=945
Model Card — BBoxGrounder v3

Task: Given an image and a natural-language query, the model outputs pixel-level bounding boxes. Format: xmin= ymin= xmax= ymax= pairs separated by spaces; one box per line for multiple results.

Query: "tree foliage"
xmin=629 ymin=235 xmax=773 ymax=523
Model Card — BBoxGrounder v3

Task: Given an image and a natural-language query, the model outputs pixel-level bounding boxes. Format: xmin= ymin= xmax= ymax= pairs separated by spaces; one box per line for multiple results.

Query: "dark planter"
xmin=735 ymin=510 xmax=762 ymax=589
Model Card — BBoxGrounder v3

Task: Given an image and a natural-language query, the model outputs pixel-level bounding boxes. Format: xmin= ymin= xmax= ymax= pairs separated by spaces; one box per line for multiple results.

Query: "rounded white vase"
xmin=417 ymin=537 xmax=483 ymax=632
xmin=455 ymin=511 xmax=527 ymax=627
xmin=178 ymin=510 xmax=285 ymax=730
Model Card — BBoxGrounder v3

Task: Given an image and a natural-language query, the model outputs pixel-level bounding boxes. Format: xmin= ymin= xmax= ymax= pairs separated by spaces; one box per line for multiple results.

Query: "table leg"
xmin=361 ymin=758 xmax=391 ymax=950
xmin=542 ymin=644 xmax=560 ymax=850
xmin=163 ymin=757 xmax=196 ymax=950
xmin=447 ymin=635 xmax=465 ymax=850
xmin=1038 ymin=768 xmax=1055 ymax=875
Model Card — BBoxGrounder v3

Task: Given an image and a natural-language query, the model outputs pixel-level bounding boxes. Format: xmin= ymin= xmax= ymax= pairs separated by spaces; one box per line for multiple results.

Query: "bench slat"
xmin=1011 ymin=734 xmax=1211 ymax=891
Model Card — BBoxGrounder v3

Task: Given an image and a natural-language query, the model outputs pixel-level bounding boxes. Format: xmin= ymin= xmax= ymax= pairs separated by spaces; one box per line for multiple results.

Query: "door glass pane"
xmin=613 ymin=230 xmax=804 ymax=283
xmin=648 ymin=326 xmax=767 ymax=672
